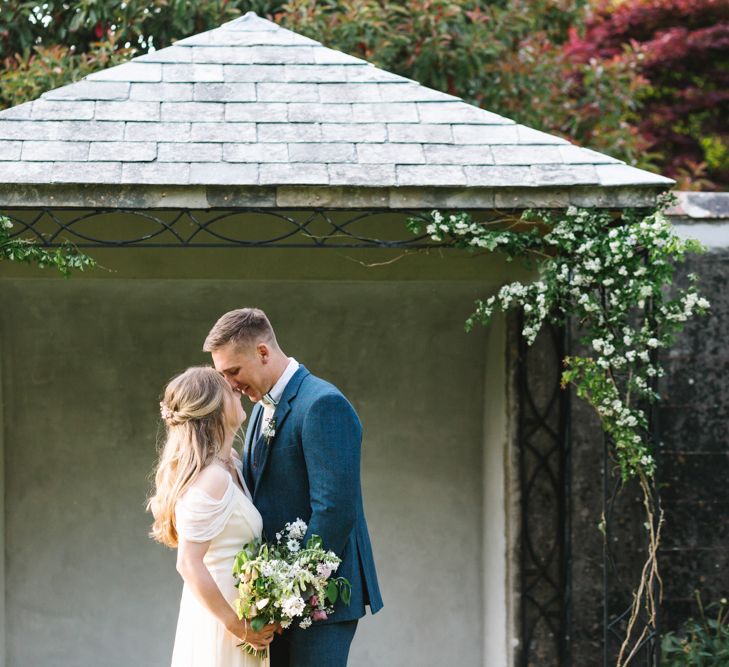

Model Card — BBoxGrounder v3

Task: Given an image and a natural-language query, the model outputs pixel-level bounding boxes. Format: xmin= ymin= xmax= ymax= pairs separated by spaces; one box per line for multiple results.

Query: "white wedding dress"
xmin=170 ymin=460 xmax=268 ymax=667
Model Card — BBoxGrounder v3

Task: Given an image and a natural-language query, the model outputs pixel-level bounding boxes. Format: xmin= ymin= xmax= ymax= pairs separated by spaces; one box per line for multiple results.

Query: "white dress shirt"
xmin=258 ymin=357 xmax=299 ymax=438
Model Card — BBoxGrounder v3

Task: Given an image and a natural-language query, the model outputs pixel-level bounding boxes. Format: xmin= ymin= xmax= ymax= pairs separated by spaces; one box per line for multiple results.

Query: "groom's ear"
xmin=256 ymin=342 xmax=270 ymax=363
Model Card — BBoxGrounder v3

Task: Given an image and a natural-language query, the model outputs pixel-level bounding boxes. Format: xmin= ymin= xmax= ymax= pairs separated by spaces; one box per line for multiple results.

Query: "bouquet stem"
xmin=237 ymin=642 xmax=269 ymax=660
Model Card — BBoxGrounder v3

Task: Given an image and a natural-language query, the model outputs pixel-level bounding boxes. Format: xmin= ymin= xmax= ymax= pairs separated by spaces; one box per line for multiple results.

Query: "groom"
xmin=204 ymin=308 xmax=383 ymax=667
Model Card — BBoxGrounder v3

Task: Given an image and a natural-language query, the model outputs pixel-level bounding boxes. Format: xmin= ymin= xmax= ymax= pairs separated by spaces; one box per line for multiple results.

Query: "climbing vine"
xmin=407 ymin=192 xmax=709 ymax=665
xmin=0 ymin=214 xmax=96 ymax=276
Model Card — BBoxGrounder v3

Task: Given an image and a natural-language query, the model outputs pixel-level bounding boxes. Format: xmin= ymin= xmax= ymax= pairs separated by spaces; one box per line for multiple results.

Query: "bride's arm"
xmin=176 ymin=539 xmax=274 ymax=650
xmin=175 ymin=466 xmax=274 ymax=650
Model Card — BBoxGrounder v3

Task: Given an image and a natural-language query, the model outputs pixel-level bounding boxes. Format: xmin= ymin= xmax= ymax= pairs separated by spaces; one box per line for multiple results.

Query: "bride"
xmin=147 ymin=366 xmax=276 ymax=666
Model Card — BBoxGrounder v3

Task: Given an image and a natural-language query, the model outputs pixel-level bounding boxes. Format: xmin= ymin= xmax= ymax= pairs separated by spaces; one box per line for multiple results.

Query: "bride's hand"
xmin=228 ymin=618 xmax=276 ymax=650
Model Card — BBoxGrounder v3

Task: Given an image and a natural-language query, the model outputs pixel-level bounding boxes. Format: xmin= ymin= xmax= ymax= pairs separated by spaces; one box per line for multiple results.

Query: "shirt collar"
xmin=266 ymin=357 xmax=299 ymax=404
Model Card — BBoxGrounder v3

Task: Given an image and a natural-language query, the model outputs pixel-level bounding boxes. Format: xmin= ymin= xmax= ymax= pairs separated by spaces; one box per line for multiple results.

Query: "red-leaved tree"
xmin=564 ymin=0 xmax=729 ymax=190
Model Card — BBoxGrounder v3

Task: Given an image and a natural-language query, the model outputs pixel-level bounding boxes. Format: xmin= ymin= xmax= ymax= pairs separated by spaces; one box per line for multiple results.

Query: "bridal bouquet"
xmin=233 ymin=519 xmax=352 ymax=658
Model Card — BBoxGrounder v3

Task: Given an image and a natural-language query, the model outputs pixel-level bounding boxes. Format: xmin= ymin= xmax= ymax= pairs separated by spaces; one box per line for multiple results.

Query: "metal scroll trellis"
xmin=2 ymin=207 xmax=436 ymax=248
xmin=516 ymin=315 xmax=572 ymax=667
xmin=516 ymin=312 xmax=659 ymax=667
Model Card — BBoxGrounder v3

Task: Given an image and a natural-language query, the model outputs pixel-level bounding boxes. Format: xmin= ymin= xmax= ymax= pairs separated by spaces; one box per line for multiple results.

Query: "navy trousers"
xmin=270 ymin=620 xmax=358 ymax=667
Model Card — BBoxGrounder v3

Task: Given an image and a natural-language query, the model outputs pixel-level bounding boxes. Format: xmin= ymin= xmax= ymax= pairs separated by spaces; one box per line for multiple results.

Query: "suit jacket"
xmin=243 ymin=365 xmax=383 ymax=623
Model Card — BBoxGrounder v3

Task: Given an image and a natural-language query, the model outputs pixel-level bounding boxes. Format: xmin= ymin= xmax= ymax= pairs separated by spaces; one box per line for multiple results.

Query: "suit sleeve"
xmin=301 ymin=391 xmax=362 ymax=555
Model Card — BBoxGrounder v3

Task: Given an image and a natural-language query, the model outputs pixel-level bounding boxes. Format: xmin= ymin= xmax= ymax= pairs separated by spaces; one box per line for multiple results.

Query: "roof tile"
xmin=122 ymin=162 xmax=190 ymax=184
xmin=42 ymin=81 xmax=130 ymax=101
xmin=0 ymin=141 xmax=22 ymax=160
xmin=163 ymin=64 xmax=224 ymax=82
xmin=329 ymin=163 xmax=396 ymax=186
xmin=226 ymin=102 xmax=287 ymax=122
xmin=31 ymin=100 xmax=95 ymax=121
xmin=491 ymin=145 xmax=563 ymax=165
xmin=288 ymin=142 xmax=355 ymax=163
xmin=357 ymin=143 xmax=425 ymax=164
xmin=88 ymin=62 xmax=162 ymax=82
xmin=89 ymin=141 xmax=157 ymax=162
xmin=223 ymin=143 xmax=288 ymax=162
xmin=160 ymin=102 xmax=223 ymax=122
xmin=194 ymin=82 xmax=256 ymax=102
xmin=130 ymin=83 xmax=193 ymax=102
xmin=465 ymin=165 xmax=534 ymax=187
xmin=96 ymin=101 xmax=160 ymax=121
xmin=321 ymin=123 xmax=387 ymax=143
xmin=260 ymin=162 xmax=328 ymax=184
xmin=190 ymin=122 xmax=256 ymax=142
xmin=397 ymin=164 xmax=466 ymax=186
xmin=190 ymin=161 xmax=258 ymax=184
xmin=157 ymin=142 xmax=223 ymax=162
xmin=21 ymin=140 xmax=89 ymax=161
xmin=257 ymin=82 xmax=320 ymax=102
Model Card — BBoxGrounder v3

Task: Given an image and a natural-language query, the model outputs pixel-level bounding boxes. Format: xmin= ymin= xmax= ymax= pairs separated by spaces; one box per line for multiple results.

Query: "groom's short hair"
xmin=203 ymin=308 xmax=277 ymax=351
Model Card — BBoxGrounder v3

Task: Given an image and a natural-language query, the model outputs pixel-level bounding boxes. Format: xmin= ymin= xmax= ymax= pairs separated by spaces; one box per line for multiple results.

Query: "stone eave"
xmin=0 ymin=182 xmax=671 ymax=210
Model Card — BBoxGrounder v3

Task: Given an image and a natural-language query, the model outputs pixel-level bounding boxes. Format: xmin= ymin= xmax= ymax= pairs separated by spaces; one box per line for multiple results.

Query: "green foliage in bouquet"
xmin=661 ymin=593 xmax=729 ymax=666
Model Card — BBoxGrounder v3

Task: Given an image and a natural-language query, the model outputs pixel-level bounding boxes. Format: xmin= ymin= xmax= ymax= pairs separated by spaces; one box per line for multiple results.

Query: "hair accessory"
xmin=159 ymin=401 xmax=176 ymax=425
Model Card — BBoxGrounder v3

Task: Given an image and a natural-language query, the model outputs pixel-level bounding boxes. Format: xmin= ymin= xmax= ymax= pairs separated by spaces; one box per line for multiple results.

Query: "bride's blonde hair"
xmin=147 ymin=366 xmax=232 ymax=548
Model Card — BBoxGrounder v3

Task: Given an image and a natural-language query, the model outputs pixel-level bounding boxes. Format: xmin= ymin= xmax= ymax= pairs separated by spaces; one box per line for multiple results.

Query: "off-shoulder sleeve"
xmin=175 ymin=479 xmax=235 ymax=543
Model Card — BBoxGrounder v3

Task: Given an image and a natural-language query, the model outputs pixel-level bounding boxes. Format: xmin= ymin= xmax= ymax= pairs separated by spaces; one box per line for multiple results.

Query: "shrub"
xmin=661 ymin=593 xmax=729 ymax=666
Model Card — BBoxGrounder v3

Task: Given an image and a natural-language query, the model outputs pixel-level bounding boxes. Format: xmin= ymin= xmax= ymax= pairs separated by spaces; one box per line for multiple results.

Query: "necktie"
xmin=261 ymin=392 xmax=278 ymax=410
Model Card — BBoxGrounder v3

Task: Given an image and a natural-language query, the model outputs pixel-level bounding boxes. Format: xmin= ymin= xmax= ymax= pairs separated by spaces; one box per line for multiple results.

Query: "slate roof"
xmin=0 ymin=11 xmax=673 ymax=208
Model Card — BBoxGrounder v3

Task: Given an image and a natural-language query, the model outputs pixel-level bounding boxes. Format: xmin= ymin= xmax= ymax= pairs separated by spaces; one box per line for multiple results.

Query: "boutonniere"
xmin=263 ymin=416 xmax=277 ymax=445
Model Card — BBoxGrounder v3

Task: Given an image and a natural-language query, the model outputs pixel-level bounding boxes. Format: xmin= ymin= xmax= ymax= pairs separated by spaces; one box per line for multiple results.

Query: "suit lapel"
xmin=253 ymin=365 xmax=310 ymax=498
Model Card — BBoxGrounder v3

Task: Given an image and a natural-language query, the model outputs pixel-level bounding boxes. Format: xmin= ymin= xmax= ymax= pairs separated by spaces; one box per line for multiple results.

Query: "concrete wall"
xmin=0 ymin=254 xmax=513 ymax=667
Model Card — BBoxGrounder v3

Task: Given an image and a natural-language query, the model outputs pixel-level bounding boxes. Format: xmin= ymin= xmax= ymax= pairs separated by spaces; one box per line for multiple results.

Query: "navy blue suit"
xmin=243 ymin=365 xmax=383 ymax=666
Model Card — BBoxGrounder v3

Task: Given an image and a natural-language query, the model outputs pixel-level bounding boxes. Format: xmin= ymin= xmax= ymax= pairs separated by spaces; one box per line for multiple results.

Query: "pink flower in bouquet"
xmin=316 ymin=564 xmax=333 ymax=578
xmin=309 ymin=595 xmax=319 ymax=607
xmin=312 ymin=610 xmax=328 ymax=622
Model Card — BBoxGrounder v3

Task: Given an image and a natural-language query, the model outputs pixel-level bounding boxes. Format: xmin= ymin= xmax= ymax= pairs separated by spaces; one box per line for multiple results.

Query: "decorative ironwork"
xmin=3 ymin=207 xmax=437 ymax=248
xmin=516 ymin=314 xmax=572 ymax=667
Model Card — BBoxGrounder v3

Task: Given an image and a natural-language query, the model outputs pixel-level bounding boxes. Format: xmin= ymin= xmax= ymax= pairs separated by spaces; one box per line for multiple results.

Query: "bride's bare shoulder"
xmin=190 ymin=464 xmax=229 ymax=501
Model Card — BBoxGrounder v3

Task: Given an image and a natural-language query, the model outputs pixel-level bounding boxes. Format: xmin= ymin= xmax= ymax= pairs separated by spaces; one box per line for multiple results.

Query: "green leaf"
xmin=307 ymin=535 xmax=323 ymax=550
xmin=340 ymin=580 xmax=352 ymax=606
xmin=326 ymin=580 xmax=338 ymax=604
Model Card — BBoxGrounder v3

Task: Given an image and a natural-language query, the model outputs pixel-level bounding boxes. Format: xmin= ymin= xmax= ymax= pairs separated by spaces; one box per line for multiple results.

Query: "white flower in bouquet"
xmin=287 ymin=519 xmax=307 ymax=540
xmin=282 ymin=596 xmax=306 ymax=617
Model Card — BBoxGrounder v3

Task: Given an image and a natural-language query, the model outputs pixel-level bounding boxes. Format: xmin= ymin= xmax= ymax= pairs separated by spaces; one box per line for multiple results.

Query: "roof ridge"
xmin=222 ymin=11 xmax=280 ymax=32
